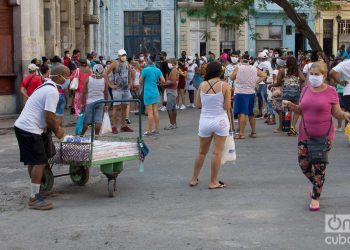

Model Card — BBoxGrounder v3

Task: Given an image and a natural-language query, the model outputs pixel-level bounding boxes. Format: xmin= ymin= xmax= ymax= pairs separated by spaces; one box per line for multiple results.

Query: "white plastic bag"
xmin=221 ymin=132 xmax=236 ymax=165
xmin=163 ymin=89 xmax=167 ymax=102
xmin=99 ymin=112 xmax=112 ymax=135
xmin=70 ymin=69 xmax=79 ymax=90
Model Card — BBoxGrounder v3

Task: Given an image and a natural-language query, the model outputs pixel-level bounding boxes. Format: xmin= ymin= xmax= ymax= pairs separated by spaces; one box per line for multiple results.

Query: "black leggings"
xmin=188 ymin=90 xmax=194 ymax=104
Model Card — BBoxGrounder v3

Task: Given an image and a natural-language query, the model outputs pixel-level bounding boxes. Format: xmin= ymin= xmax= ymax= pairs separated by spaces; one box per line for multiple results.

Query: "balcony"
xmin=178 ymin=0 xmax=204 ymax=8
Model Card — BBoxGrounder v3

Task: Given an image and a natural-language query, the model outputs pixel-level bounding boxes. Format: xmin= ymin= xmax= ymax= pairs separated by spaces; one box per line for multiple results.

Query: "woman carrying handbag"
xmin=283 ymin=62 xmax=350 ymax=211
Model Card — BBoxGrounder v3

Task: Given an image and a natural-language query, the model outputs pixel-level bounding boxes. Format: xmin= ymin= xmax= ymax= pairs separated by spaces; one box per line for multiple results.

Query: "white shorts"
xmin=198 ymin=115 xmax=230 ymax=137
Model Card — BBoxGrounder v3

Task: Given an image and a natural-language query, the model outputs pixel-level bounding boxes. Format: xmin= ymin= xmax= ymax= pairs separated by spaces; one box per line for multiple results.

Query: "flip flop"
xmin=208 ymin=181 xmax=225 ymax=189
xmin=273 ymin=129 xmax=283 ymax=133
xmin=234 ymin=134 xmax=245 ymax=139
xmin=190 ymin=179 xmax=199 ymax=187
xmin=267 ymin=122 xmax=277 ymax=125
xmin=249 ymin=133 xmax=257 ymax=138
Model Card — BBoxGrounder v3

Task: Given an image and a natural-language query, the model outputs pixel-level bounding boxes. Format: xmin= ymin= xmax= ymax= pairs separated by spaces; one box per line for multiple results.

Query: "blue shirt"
xmin=141 ymin=64 xmax=163 ymax=105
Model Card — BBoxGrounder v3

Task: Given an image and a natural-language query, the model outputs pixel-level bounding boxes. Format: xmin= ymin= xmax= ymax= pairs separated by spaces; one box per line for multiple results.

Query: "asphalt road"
xmin=0 ymin=108 xmax=350 ymax=250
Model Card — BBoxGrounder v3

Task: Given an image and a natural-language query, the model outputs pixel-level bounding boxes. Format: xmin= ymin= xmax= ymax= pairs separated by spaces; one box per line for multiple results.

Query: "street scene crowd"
xmin=15 ymin=45 xmax=350 ymax=213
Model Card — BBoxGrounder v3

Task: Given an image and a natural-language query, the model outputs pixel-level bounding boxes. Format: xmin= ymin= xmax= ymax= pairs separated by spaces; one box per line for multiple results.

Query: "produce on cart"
xmin=42 ymin=99 xmax=148 ymax=197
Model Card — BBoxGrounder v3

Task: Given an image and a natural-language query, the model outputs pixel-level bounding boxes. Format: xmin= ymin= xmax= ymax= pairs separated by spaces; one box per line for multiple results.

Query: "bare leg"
xmin=180 ymin=89 xmax=186 ymax=105
xmin=152 ymin=104 xmax=160 ymax=132
xmin=209 ymin=135 xmax=227 ymax=188
xmin=191 ymin=136 xmax=213 ymax=185
xmin=112 ymin=106 xmax=119 ymax=127
xmin=31 ymin=164 xmax=47 ymax=184
xmin=248 ymin=115 xmax=256 ymax=134
xmin=28 ymin=165 xmax=34 ymax=178
xmin=239 ymin=114 xmax=247 ymax=136
xmin=291 ymin=100 xmax=300 ymax=129
xmin=146 ymin=105 xmax=153 ymax=133
xmin=95 ymin=123 xmax=102 ymax=135
xmin=121 ymin=104 xmax=127 ymax=127
xmin=82 ymin=124 xmax=89 ymax=135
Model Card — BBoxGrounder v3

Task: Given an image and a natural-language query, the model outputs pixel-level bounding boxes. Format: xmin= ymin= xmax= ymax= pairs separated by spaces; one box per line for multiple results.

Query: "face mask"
xmin=65 ymin=54 xmax=70 ymax=58
xmin=309 ymin=75 xmax=324 ymax=87
xmin=231 ymin=57 xmax=239 ymax=63
xmin=120 ymin=56 xmax=127 ymax=62
xmin=168 ymin=63 xmax=174 ymax=69
xmin=276 ymin=58 xmax=285 ymax=66
xmin=139 ymin=56 xmax=144 ymax=61
xmin=187 ymin=59 xmax=193 ymax=65
xmin=274 ymin=54 xmax=279 ymax=58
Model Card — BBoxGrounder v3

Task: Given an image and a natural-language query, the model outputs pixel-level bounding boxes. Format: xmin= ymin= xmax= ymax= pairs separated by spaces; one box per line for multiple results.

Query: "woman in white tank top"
xmin=131 ymin=61 xmax=141 ymax=112
xmin=80 ymin=64 xmax=108 ymax=135
xmin=190 ymin=62 xmax=232 ymax=189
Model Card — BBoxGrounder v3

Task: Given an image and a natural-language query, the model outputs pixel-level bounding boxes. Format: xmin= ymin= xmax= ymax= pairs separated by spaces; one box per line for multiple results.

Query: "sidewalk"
xmin=0 ymin=111 xmax=76 ymax=132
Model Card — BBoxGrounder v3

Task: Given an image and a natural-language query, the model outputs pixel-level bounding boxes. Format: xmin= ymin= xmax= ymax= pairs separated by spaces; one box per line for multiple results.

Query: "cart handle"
xmin=91 ymin=99 xmax=142 ymax=142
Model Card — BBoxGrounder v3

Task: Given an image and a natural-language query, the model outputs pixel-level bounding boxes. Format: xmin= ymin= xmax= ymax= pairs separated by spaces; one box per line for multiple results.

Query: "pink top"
xmin=70 ymin=69 xmax=92 ymax=93
xmin=298 ymin=86 xmax=338 ymax=142
xmin=234 ymin=64 xmax=258 ymax=94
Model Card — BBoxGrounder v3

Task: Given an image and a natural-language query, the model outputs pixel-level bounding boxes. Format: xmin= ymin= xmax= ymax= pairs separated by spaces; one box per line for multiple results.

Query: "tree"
xmin=201 ymin=0 xmax=334 ymax=52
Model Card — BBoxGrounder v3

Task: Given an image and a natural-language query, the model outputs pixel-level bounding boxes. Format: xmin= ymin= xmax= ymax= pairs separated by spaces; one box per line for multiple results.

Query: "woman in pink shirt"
xmin=70 ymin=59 xmax=92 ymax=116
xmin=284 ymin=62 xmax=350 ymax=211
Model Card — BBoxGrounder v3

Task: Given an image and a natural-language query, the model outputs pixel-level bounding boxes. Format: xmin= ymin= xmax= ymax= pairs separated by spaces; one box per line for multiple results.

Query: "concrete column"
xmin=43 ymin=0 xmax=61 ymax=58
xmin=60 ymin=0 xmax=75 ymax=55
xmin=208 ymin=22 xmax=220 ymax=57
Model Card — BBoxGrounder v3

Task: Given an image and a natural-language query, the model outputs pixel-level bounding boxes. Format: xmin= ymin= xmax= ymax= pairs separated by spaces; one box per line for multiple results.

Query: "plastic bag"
xmin=193 ymin=73 xmax=203 ymax=89
xmin=70 ymin=69 xmax=79 ymax=90
xmin=163 ymin=89 xmax=167 ymax=102
xmin=100 ymin=112 xmax=112 ymax=135
xmin=221 ymin=132 xmax=236 ymax=165
xmin=345 ymin=123 xmax=350 ymax=142
xmin=75 ymin=112 xmax=85 ymax=135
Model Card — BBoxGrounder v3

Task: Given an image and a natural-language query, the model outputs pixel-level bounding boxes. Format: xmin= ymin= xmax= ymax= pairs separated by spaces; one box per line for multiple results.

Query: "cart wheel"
xmin=40 ymin=165 xmax=54 ymax=192
xmin=108 ymin=179 xmax=117 ymax=197
xmin=69 ymin=165 xmax=89 ymax=186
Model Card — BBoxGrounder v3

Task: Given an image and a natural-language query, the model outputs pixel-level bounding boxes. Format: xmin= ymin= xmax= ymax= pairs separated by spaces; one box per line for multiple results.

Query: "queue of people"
xmin=14 ymin=45 xmax=350 ymax=211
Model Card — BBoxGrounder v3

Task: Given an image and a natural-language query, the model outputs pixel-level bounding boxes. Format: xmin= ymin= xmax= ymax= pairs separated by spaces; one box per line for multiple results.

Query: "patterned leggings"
xmin=298 ymin=141 xmax=331 ymax=200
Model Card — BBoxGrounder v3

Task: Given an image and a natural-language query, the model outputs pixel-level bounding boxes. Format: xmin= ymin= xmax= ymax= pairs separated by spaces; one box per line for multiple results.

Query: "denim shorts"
xmin=112 ymin=89 xmax=131 ymax=106
xmin=166 ymin=93 xmax=176 ymax=111
xmin=56 ymin=94 xmax=66 ymax=116
xmin=84 ymin=102 xmax=104 ymax=124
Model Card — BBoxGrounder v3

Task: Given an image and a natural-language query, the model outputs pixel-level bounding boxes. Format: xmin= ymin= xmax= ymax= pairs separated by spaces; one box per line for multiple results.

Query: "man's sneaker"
xmin=176 ymin=105 xmax=180 ymax=110
xmin=160 ymin=106 xmax=167 ymax=112
xmin=180 ymin=104 xmax=186 ymax=110
xmin=174 ymin=123 xmax=178 ymax=128
xmin=152 ymin=130 xmax=160 ymax=135
xmin=112 ymin=126 xmax=118 ymax=134
xmin=28 ymin=194 xmax=53 ymax=210
xmin=121 ymin=126 xmax=134 ymax=132
xmin=191 ymin=103 xmax=196 ymax=108
xmin=164 ymin=124 xmax=175 ymax=130
xmin=125 ymin=118 xmax=131 ymax=125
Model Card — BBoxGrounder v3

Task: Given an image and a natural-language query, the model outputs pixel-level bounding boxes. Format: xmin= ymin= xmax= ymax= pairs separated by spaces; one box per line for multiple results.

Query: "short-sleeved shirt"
xmin=15 ymin=80 xmax=59 ymax=135
xmin=332 ymin=60 xmax=350 ymax=96
xmin=258 ymin=61 xmax=273 ymax=84
xmin=186 ymin=63 xmax=198 ymax=82
xmin=224 ymin=64 xmax=238 ymax=88
xmin=141 ymin=64 xmax=163 ymax=106
xmin=21 ymin=74 xmax=42 ymax=97
xmin=299 ymin=86 xmax=338 ymax=142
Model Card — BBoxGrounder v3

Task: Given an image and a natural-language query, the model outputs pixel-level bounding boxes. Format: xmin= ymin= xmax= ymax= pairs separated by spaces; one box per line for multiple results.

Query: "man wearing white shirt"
xmin=330 ymin=60 xmax=350 ymax=118
xmin=14 ymin=65 xmax=68 ymax=210
xmin=257 ymin=52 xmax=272 ymax=118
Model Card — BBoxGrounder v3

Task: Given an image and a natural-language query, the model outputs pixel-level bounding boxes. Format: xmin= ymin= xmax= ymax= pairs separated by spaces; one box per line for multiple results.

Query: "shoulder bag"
xmin=70 ymin=69 xmax=79 ymax=90
xmin=301 ymin=87 xmax=331 ymax=164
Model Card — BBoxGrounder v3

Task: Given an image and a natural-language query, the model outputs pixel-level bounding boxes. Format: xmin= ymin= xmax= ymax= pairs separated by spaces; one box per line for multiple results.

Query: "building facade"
xmin=177 ymin=0 xmax=247 ymax=58
xmin=248 ymin=1 xmax=314 ymax=56
xmin=314 ymin=1 xmax=350 ymax=57
xmin=0 ymin=0 xmax=110 ymax=115
xmin=109 ymin=0 xmax=176 ymax=59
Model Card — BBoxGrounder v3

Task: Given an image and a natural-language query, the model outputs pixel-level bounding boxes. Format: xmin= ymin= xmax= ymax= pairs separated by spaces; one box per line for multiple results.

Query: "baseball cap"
xmin=118 ymin=49 xmax=127 ymax=56
xmin=28 ymin=64 xmax=38 ymax=71
xmin=93 ymin=64 xmax=104 ymax=74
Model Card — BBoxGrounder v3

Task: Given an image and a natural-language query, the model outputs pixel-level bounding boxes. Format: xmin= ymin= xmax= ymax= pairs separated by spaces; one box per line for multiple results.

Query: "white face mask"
xmin=139 ymin=56 xmax=144 ymax=61
xmin=274 ymin=54 xmax=279 ymax=58
xmin=276 ymin=58 xmax=285 ymax=66
xmin=231 ymin=57 xmax=239 ymax=63
xmin=66 ymin=54 xmax=70 ymax=58
xmin=309 ymin=75 xmax=324 ymax=87
xmin=168 ymin=63 xmax=174 ymax=69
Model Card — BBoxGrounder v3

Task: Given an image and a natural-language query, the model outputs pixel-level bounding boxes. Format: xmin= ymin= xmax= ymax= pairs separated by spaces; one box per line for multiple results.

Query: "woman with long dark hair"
xmin=190 ymin=62 xmax=231 ymax=189
xmin=269 ymin=56 xmax=305 ymax=136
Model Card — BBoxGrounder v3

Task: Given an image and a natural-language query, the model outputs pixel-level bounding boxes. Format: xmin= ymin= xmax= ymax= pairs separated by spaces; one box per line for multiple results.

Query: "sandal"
xmin=208 ymin=181 xmax=225 ymax=189
xmin=144 ymin=131 xmax=153 ymax=136
xmin=273 ymin=129 xmax=283 ymax=133
xmin=190 ymin=178 xmax=199 ymax=187
xmin=234 ymin=134 xmax=245 ymax=139
xmin=288 ymin=127 xmax=298 ymax=136
xmin=249 ymin=133 xmax=257 ymax=138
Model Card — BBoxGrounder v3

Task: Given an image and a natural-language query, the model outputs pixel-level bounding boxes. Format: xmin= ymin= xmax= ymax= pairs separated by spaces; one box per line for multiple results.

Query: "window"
xmin=256 ymin=25 xmax=282 ymax=40
xmin=286 ymin=25 xmax=292 ymax=35
xmin=220 ymin=27 xmax=235 ymax=53
xmin=124 ymin=11 xmax=161 ymax=58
